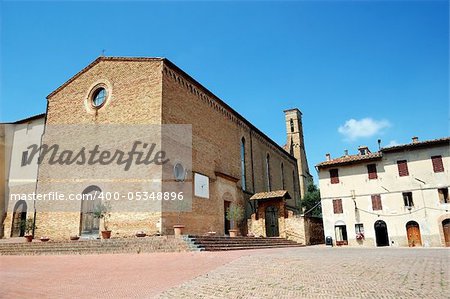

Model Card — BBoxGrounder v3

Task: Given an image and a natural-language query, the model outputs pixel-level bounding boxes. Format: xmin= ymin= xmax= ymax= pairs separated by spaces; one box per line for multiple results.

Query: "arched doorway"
xmin=80 ymin=186 xmax=101 ymax=236
xmin=374 ymin=220 xmax=389 ymax=246
xmin=443 ymin=219 xmax=450 ymax=247
xmin=265 ymin=206 xmax=279 ymax=237
xmin=334 ymin=220 xmax=348 ymax=246
xmin=406 ymin=221 xmax=422 ymax=247
xmin=11 ymin=200 xmax=27 ymax=237
xmin=223 ymin=192 xmax=233 ymax=235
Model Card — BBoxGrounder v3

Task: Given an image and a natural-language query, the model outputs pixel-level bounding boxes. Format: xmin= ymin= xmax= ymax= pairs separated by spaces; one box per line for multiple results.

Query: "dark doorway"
xmin=265 ymin=206 xmax=279 ymax=237
xmin=443 ymin=219 xmax=450 ymax=247
xmin=374 ymin=220 xmax=389 ymax=246
xmin=406 ymin=221 xmax=422 ymax=247
xmin=11 ymin=200 xmax=27 ymax=237
xmin=80 ymin=186 xmax=101 ymax=236
xmin=224 ymin=201 xmax=231 ymax=235
xmin=335 ymin=225 xmax=348 ymax=246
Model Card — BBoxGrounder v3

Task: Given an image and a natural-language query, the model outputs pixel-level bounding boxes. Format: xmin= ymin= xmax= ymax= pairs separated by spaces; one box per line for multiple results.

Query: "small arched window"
xmin=290 ymin=119 xmax=295 ymax=133
xmin=240 ymin=137 xmax=246 ymax=191
xmin=266 ymin=154 xmax=271 ymax=191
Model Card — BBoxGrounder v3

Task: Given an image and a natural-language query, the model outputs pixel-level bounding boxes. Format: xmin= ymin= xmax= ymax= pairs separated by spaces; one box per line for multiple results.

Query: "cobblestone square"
xmin=1 ymin=247 xmax=449 ymax=298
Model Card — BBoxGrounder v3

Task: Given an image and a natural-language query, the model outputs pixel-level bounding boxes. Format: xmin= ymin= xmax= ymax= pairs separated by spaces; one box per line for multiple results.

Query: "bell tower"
xmin=284 ymin=108 xmax=312 ymax=199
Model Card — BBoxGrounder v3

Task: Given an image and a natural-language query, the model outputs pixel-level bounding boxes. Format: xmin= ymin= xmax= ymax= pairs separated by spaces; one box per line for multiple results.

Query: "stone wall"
xmin=305 ymin=216 xmax=325 ymax=245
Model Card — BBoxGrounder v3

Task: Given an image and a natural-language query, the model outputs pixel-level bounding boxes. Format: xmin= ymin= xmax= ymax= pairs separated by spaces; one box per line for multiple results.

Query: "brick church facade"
xmin=2 ymin=57 xmax=312 ymax=241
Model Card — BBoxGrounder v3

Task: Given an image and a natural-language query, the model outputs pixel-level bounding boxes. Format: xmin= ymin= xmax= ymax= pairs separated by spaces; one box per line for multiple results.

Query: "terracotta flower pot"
xmin=136 ymin=232 xmax=146 ymax=237
xmin=24 ymin=235 xmax=33 ymax=242
xmin=173 ymin=225 xmax=185 ymax=237
xmin=229 ymin=229 xmax=239 ymax=237
xmin=40 ymin=237 xmax=50 ymax=242
xmin=70 ymin=236 xmax=80 ymax=241
xmin=101 ymin=230 xmax=112 ymax=239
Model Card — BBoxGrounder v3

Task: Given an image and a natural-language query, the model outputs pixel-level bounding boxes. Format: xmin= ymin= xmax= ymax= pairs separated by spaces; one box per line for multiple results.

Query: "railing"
xmin=283 ymin=230 xmax=305 ymax=243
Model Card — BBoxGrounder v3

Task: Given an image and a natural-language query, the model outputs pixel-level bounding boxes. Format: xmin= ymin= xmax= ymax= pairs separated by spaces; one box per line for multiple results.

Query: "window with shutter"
xmin=330 ymin=169 xmax=339 ymax=184
xmin=397 ymin=160 xmax=409 ymax=177
xmin=367 ymin=164 xmax=378 ymax=180
xmin=21 ymin=151 xmax=28 ymax=167
xmin=333 ymin=199 xmax=343 ymax=214
xmin=403 ymin=192 xmax=414 ymax=207
xmin=438 ymin=188 xmax=449 ymax=204
xmin=371 ymin=194 xmax=382 ymax=210
xmin=431 ymin=156 xmax=444 ymax=173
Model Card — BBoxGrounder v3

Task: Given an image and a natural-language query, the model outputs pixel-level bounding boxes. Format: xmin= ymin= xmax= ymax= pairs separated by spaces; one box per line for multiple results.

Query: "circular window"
xmin=91 ymin=87 xmax=107 ymax=108
xmin=173 ymin=163 xmax=186 ymax=181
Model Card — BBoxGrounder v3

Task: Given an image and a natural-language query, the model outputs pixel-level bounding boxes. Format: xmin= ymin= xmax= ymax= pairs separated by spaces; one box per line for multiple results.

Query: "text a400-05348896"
xmin=92 ymin=191 xmax=184 ymax=201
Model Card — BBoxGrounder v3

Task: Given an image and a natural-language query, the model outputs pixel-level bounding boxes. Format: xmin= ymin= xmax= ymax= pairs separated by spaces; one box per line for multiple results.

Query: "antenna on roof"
xmin=101 ymin=49 xmax=106 ymax=57
xmin=377 ymin=139 xmax=381 ymax=151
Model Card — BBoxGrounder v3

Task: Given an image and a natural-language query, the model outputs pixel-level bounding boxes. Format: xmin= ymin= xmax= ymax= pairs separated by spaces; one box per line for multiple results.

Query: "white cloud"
xmin=387 ymin=140 xmax=399 ymax=147
xmin=338 ymin=118 xmax=391 ymax=141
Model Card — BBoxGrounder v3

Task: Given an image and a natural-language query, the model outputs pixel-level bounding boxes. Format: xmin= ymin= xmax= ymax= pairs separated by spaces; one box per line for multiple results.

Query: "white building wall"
xmin=319 ymin=143 xmax=449 ymax=247
xmin=4 ymin=117 xmax=45 ymax=227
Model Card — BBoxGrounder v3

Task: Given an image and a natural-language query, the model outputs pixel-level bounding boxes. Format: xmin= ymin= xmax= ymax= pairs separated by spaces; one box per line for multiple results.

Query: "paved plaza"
xmin=1 ymin=247 xmax=449 ymax=298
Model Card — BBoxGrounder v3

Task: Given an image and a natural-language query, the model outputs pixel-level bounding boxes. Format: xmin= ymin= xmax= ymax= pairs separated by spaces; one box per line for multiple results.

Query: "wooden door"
xmin=374 ymin=220 xmax=389 ymax=246
xmin=224 ymin=201 xmax=231 ymax=235
xmin=265 ymin=206 xmax=279 ymax=237
xmin=80 ymin=186 xmax=101 ymax=236
xmin=80 ymin=198 xmax=100 ymax=235
xmin=11 ymin=200 xmax=27 ymax=237
xmin=406 ymin=221 xmax=422 ymax=247
xmin=443 ymin=219 xmax=450 ymax=247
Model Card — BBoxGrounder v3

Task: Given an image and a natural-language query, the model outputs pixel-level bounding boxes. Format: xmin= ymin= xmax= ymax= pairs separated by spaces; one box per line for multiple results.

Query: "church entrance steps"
xmin=186 ymin=235 xmax=305 ymax=251
xmin=0 ymin=236 xmax=190 ymax=256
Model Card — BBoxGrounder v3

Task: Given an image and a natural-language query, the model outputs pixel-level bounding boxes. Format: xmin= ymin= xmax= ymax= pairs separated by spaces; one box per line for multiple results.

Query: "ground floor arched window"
xmin=442 ymin=218 xmax=450 ymax=247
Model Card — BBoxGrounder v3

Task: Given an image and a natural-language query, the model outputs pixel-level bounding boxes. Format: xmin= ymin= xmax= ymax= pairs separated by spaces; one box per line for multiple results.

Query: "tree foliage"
xmin=301 ymin=184 xmax=322 ymax=217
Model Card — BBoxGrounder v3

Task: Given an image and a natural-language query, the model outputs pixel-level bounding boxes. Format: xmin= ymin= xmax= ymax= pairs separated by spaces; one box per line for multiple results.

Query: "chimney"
xmin=358 ymin=146 xmax=370 ymax=155
xmin=412 ymin=136 xmax=419 ymax=144
xmin=326 ymin=153 xmax=331 ymax=161
xmin=344 ymin=149 xmax=349 ymax=156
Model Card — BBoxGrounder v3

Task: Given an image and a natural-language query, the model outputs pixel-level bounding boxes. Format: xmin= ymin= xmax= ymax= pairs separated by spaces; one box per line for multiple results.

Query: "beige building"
xmin=2 ymin=56 xmax=312 ymax=241
xmin=1 ymin=115 xmax=45 ymax=237
xmin=317 ymin=137 xmax=450 ymax=247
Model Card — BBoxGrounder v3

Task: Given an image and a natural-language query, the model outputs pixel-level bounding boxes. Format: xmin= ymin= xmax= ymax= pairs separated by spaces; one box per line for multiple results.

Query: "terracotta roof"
xmin=13 ymin=113 xmax=46 ymax=124
xmin=316 ymin=136 xmax=450 ymax=169
xmin=250 ymin=190 xmax=291 ymax=200
xmin=381 ymin=137 xmax=450 ymax=153
xmin=316 ymin=152 xmax=382 ymax=169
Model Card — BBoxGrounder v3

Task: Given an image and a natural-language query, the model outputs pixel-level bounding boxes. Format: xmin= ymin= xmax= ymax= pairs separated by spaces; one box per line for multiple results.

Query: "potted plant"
xmin=356 ymin=232 xmax=365 ymax=241
xmin=173 ymin=199 xmax=189 ymax=237
xmin=94 ymin=202 xmax=112 ymax=239
xmin=135 ymin=231 xmax=146 ymax=237
xmin=20 ymin=218 xmax=36 ymax=242
xmin=226 ymin=204 xmax=245 ymax=237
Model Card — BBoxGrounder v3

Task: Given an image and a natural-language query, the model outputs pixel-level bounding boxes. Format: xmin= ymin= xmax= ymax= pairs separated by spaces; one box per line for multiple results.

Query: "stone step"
xmin=192 ymin=238 xmax=297 ymax=243
xmin=189 ymin=237 xmax=297 ymax=241
xmin=0 ymin=236 xmax=190 ymax=255
xmin=187 ymin=235 xmax=304 ymax=251
xmin=201 ymin=244 xmax=305 ymax=251
xmin=197 ymin=242 xmax=302 ymax=248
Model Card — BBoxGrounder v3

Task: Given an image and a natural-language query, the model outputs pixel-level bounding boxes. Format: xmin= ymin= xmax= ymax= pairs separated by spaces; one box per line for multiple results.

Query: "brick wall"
xmin=161 ymin=62 xmax=299 ymax=235
xmin=20 ymin=57 xmax=301 ymax=239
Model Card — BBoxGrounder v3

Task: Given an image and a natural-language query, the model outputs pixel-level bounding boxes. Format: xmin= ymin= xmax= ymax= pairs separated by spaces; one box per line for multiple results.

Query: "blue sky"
xmin=1 ymin=1 xmax=448 ymax=182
